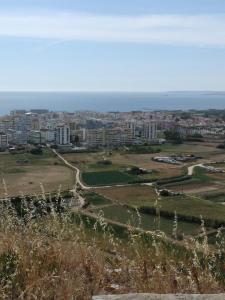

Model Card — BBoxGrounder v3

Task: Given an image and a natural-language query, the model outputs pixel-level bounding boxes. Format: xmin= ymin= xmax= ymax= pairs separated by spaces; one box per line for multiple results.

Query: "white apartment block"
xmin=142 ymin=122 xmax=158 ymax=141
xmin=55 ymin=125 xmax=70 ymax=145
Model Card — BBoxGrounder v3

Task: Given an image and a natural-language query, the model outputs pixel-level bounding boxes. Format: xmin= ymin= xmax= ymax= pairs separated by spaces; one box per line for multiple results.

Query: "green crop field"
xmin=155 ymin=195 xmax=225 ymax=223
xmin=85 ymin=192 xmax=112 ymax=206
xmin=96 ymin=186 xmax=225 ymax=227
xmin=82 ymin=170 xmax=135 ymax=186
xmin=94 ymin=204 xmax=201 ymax=237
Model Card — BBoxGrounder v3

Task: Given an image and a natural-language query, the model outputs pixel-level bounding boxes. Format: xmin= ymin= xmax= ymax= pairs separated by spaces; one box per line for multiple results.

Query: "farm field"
xmin=85 ymin=190 xmax=202 ymax=237
xmin=82 ymin=170 xmax=135 ymax=186
xmin=169 ymin=166 xmax=225 ymax=194
xmin=96 ymin=186 xmax=225 ymax=226
xmin=63 ymin=142 xmax=225 ymax=183
xmin=0 ymin=150 xmax=75 ymax=197
xmin=97 ymin=185 xmax=157 ymax=206
xmin=93 ymin=204 xmax=201 ymax=237
xmin=63 ymin=151 xmax=183 ymax=179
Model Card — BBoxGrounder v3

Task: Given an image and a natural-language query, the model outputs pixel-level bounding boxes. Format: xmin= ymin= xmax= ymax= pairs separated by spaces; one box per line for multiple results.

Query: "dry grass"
xmin=0 ymin=165 xmax=75 ymax=197
xmin=171 ymin=182 xmax=223 ymax=194
xmin=0 ymin=194 xmax=224 ymax=299
xmin=97 ymin=186 xmax=157 ymax=207
xmin=63 ymin=152 xmax=182 ymax=178
xmin=0 ymin=150 xmax=75 ymax=197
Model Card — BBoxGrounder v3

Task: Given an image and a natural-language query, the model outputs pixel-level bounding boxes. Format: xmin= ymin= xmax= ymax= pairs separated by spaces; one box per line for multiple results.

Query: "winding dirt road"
xmin=53 ymin=149 xmax=91 ymax=190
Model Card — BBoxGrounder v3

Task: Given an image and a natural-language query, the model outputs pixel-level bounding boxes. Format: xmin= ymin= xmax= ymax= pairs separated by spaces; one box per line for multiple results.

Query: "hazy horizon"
xmin=1 ymin=91 xmax=225 ymax=115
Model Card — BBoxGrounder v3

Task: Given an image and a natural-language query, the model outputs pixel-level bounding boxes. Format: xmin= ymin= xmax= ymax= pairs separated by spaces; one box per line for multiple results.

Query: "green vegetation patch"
xmin=87 ymin=163 xmax=121 ymax=172
xmin=200 ymin=190 xmax=225 ymax=203
xmin=140 ymin=195 xmax=225 ymax=228
xmin=95 ymin=204 xmax=200 ymax=237
xmin=97 ymin=186 xmax=225 ymax=228
xmin=85 ymin=192 xmax=112 ymax=206
xmin=193 ymin=167 xmax=213 ymax=183
xmin=82 ymin=171 xmax=135 ymax=186
xmin=125 ymin=145 xmax=161 ymax=154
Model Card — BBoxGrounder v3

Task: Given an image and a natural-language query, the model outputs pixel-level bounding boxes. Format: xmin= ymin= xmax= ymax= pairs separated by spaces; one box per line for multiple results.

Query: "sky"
xmin=0 ymin=0 xmax=225 ymax=92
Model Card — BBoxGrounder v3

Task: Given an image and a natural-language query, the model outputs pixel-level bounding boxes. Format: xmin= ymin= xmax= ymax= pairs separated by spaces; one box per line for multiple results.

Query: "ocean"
xmin=1 ymin=92 xmax=225 ymax=115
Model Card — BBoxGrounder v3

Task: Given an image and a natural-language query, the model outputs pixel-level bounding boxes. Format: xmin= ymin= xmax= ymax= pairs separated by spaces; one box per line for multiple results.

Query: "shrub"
xmin=30 ymin=147 xmax=43 ymax=155
xmin=97 ymin=160 xmax=112 ymax=165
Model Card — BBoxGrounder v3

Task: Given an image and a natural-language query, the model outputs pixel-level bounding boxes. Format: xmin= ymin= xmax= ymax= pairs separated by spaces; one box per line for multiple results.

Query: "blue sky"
xmin=0 ymin=0 xmax=225 ymax=92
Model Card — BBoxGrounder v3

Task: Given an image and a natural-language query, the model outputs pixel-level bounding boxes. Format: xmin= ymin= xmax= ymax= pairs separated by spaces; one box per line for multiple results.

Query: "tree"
xmin=164 ymin=131 xmax=183 ymax=144
xmin=30 ymin=147 xmax=43 ymax=155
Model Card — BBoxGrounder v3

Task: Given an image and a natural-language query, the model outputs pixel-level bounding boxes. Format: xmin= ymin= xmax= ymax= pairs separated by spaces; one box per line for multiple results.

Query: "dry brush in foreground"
xmin=0 ymin=195 xmax=224 ymax=299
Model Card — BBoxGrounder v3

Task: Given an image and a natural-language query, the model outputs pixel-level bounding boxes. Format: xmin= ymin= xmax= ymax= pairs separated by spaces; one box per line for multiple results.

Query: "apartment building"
xmin=7 ymin=130 xmax=28 ymax=145
xmin=0 ymin=132 xmax=8 ymax=149
xmin=86 ymin=127 xmax=133 ymax=148
xmin=86 ymin=129 xmax=104 ymax=148
xmin=55 ymin=124 xmax=70 ymax=145
xmin=142 ymin=121 xmax=158 ymax=141
xmin=70 ymin=129 xmax=86 ymax=144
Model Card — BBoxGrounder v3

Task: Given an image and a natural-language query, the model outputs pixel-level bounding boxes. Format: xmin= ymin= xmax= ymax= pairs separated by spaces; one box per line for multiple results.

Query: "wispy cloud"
xmin=0 ymin=11 xmax=225 ymax=47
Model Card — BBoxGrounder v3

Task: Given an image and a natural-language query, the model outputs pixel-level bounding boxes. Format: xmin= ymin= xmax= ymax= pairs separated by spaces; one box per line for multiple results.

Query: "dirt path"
xmin=53 ymin=149 xmax=92 ymax=190
xmin=53 ymin=149 xmax=142 ymax=190
xmin=187 ymin=164 xmax=204 ymax=176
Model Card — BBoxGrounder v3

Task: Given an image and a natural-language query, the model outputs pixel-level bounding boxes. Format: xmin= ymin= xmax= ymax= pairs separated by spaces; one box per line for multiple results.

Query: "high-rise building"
xmin=55 ymin=125 xmax=70 ymax=145
xmin=142 ymin=121 xmax=157 ymax=141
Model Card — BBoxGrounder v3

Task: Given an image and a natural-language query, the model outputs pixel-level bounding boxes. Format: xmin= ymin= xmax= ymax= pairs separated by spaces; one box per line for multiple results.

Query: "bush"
xmin=128 ymin=166 xmax=147 ymax=175
xmin=164 ymin=131 xmax=183 ymax=144
xmin=30 ymin=147 xmax=43 ymax=155
xmin=127 ymin=145 xmax=161 ymax=154
xmin=97 ymin=160 xmax=112 ymax=165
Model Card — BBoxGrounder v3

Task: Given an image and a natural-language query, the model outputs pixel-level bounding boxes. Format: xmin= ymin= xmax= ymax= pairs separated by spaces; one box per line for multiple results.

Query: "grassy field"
xmin=86 ymin=189 xmax=201 ymax=237
xmin=151 ymin=142 xmax=223 ymax=156
xmin=93 ymin=204 xmax=201 ymax=237
xmin=198 ymin=188 xmax=225 ymax=203
xmin=97 ymin=186 xmax=225 ymax=226
xmin=63 ymin=151 xmax=183 ymax=179
xmin=0 ymin=150 xmax=75 ymax=196
xmin=85 ymin=192 xmax=112 ymax=206
xmin=63 ymin=142 xmax=225 ymax=183
xmin=168 ymin=166 xmax=225 ymax=194
xmin=82 ymin=170 xmax=135 ymax=186
xmin=98 ymin=185 xmax=157 ymax=206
